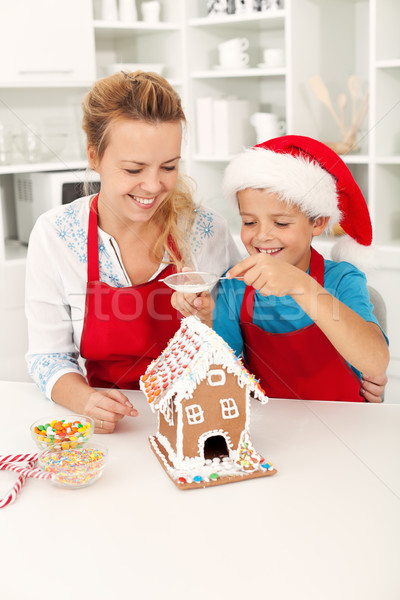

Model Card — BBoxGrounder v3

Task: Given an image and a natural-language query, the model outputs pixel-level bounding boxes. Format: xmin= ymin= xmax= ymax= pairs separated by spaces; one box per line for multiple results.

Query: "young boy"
xmin=172 ymin=136 xmax=389 ymax=402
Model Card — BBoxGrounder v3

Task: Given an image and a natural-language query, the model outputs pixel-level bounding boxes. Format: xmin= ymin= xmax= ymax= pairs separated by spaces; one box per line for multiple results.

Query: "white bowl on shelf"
xmin=13 ymin=132 xmax=68 ymax=163
xmin=104 ymin=63 xmax=164 ymax=76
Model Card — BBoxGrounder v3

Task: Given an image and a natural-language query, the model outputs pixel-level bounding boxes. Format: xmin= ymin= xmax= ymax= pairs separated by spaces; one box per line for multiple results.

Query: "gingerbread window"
xmin=220 ymin=398 xmax=239 ymax=419
xmin=207 ymin=369 xmax=226 ymax=386
xmin=185 ymin=404 xmax=204 ymax=425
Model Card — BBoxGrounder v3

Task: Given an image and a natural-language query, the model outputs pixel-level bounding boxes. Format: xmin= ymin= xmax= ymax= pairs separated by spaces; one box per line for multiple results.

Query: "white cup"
xmin=218 ymin=50 xmax=249 ymax=69
xmin=263 ymin=48 xmax=285 ymax=67
xmin=250 ymin=112 xmax=286 ymax=144
xmin=218 ymin=37 xmax=249 ymax=54
xmin=141 ymin=0 xmax=160 ymax=22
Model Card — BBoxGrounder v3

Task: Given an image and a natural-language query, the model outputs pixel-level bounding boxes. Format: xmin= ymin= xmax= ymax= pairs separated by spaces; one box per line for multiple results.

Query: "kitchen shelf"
xmin=93 ymin=20 xmax=181 ymax=37
xmin=188 ymin=11 xmax=286 ymax=30
xmin=0 ymin=160 xmax=87 ymax=176
xmin=341 ymin=154 xmax=370 ymax=164
xmin=191 ymin=68 xmax=287 ymax=79
xmin=0 ymin=82 xmax=93 ymax=89
xmin=193 ymin=154 xmax=234 ymax=162
xmin=376 ymin=156 xmax=400 ymax=164
xmin=375 ymin=59 xmax=400 ymax=69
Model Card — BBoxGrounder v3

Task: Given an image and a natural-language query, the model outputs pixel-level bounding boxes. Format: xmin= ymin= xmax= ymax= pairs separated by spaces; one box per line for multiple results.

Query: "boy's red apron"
xmin=80 ymin=195 xmax=181 ymax=390
xmin=240 ymin=248 xmax=364 ymax=401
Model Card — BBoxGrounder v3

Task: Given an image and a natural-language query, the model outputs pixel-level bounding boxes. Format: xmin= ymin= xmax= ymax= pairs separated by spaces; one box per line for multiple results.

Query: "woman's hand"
xmin=170 ymin=266 xmax=215 ymax=325
xmin=361 ymin=373 xmax=388 ymax=403
xmin=84 ymin=388 xmax=139 ymax=433
xmin=171 ymin=290 xmax=215 ymax=324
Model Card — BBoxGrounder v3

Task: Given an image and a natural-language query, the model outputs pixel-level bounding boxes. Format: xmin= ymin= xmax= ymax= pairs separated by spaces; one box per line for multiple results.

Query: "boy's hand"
xmin=227 ymin=253 xmax=307 ymax=297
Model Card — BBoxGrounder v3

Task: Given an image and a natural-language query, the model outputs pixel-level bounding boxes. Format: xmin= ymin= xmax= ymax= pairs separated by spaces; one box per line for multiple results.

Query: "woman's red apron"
xmin=80 ymin=195 xmax=181 ymax=390
xmin=239 ymin=248 xmax=364 ymax=401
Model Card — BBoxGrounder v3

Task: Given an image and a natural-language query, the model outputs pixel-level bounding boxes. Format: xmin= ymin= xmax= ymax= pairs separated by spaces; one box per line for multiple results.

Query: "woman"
xmin=26 ymin=71 xmax=241 ymax=432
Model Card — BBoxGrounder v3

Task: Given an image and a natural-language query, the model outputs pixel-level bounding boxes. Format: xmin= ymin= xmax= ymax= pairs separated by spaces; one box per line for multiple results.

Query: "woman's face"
xmin=90 ymin=118 xmax=182 ymax=225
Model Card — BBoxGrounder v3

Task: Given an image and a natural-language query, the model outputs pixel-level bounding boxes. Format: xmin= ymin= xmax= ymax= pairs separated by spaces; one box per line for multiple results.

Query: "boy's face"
xmin=238 ymin=189 xmax=328 ymax=272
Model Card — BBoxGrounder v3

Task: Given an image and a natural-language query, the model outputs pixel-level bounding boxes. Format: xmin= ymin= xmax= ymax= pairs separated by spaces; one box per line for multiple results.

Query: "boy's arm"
xmin=293 ymin=276 xmax=389 ymax=377
xmin=227 ymin=254 xmax=389 ymax=377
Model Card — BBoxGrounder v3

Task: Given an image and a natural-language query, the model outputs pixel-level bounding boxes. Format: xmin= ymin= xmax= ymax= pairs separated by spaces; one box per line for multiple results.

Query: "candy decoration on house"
xmin=309 ymin=74 xmax=368 ymax=155
xmin=140 ymin=316 xmax=277 ymax=489
xmin=235 ymin=431 xmax=262 ymax=472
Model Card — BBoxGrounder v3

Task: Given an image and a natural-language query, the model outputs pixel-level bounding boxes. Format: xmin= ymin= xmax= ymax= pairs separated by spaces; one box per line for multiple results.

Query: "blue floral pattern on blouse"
xmin=55 ymin=203 xmax=125 ymax=287
xmin=28 ymin=353 xmax=84 ymax=398
xmin=191 ymin=208 xmax=215 ymax=254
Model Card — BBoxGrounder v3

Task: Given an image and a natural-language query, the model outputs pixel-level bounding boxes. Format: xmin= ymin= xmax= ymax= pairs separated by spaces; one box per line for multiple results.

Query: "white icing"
xmin=150 ymin=434 xmax=274 ymax=484
xmin=207 ymin=369 xmax=226 ymax=386
xmin=219 ymin=397 xmax=239 ymax=419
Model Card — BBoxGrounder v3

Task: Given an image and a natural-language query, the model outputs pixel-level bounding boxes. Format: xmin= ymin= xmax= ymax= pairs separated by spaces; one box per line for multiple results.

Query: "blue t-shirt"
xmin=213 ymin=258 xmax=386 ymax=381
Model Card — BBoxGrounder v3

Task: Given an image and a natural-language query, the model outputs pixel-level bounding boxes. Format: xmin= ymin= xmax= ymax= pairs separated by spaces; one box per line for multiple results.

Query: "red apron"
xmin=80 ymin=195 xmax=181 ymax=390
xmin=240 ymin=248 xmax=364 ymax=401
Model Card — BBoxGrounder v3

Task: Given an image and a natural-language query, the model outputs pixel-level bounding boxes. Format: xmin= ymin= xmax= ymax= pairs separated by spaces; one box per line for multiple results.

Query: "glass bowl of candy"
xmin=38 ymin=443 xmax=108 ymax=489
xmin=30 ymin=415 xmax=94 ymax=450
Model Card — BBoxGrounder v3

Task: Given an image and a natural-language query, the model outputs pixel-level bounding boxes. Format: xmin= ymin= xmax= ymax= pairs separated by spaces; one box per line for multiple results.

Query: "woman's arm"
xmin=26 ymin=215 xmax=138 ymax=430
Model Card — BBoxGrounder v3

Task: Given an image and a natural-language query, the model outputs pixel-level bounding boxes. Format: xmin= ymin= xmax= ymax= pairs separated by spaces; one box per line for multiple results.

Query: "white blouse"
xmin=25 ymin=196 xmax=242 ymax=399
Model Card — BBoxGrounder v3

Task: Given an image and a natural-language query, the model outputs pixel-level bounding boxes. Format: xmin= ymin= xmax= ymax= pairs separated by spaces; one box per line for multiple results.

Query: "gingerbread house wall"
xmin=180 ymin=366 xmax=247 ymax=460
xmin=158 ymin=396 xmax=178 ymax=454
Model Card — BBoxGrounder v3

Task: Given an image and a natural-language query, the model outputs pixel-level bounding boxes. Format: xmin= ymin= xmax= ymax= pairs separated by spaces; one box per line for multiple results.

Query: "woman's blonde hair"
xmin=82 ymin=70 xmax=196 ymax=268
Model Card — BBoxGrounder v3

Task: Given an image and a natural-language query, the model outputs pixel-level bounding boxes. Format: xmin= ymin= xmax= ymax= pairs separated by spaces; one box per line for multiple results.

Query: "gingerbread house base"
xmin=149 ymin=435 xmax=277 ymax=490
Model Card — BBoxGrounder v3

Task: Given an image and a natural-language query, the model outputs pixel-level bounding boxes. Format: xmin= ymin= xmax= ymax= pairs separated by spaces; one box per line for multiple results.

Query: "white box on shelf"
xmin=195 ymin=97 xmax=214 ymax=155
xmin=213 ymin=97 xmax=256 ymax=156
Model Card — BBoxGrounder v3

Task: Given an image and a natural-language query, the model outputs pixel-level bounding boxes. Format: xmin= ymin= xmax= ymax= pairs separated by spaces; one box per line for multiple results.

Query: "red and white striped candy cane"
xmin=0 ymin=453 xmax=39 ymax=464
xmin=0 ymin=470 xmax=27 ymax=509
xmin=0 ymin=462 xmax=51 ymax=480
xmin=0 ymin=454 xmax=48 ymax=509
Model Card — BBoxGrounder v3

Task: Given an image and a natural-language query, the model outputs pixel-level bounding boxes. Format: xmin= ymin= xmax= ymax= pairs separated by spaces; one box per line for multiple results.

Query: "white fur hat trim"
xmin=223 ymin=147 xmax=342 ymax=231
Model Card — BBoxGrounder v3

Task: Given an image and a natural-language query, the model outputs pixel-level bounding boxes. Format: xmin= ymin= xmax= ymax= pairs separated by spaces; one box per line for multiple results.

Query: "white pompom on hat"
xmin=223 ymin=135 xmax=373 ymax=265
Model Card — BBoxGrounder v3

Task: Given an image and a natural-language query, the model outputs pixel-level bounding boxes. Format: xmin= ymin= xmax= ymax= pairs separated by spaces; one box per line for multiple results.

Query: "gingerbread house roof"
xmin=140 ymin=316 xmax=267 ymax=419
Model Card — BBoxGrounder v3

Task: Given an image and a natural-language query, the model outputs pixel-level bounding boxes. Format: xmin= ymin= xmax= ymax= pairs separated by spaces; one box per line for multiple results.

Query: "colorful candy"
xmin=39 ymin=447 xmax=106 ymax=488
xmin=32 ymin=417 xmax=92 ymax=450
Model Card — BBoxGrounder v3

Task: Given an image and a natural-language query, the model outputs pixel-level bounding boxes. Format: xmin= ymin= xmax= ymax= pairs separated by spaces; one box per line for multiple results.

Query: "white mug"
xmin=218 ymin=51 xmax=249 ymax=69
xmin=218 ymin=37 xmax=249 ymax=54
xmin=250 ymin=112 xmax=286 ymax=143
xmin=141 ymin=0 xmax=160 ymax=22
xmin=263 ymin=48 xmax=284 ymax=67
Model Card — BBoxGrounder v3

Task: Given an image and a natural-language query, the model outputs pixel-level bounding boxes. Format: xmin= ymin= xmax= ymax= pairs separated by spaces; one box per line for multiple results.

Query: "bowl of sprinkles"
xmin=30 ymin=415 xmax=94 ymax=450
xmin=38 ymin=444 xmax=108 ymax=489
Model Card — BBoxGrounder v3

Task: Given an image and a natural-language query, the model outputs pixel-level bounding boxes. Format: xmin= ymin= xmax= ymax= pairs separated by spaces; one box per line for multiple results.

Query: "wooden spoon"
xmin=348 ymin=75 xmax=361 ymax=127
xmin=337 ymin=92 xmax=347 ymax=132
xmin=309 ymin=76 xmax=346 ymax=137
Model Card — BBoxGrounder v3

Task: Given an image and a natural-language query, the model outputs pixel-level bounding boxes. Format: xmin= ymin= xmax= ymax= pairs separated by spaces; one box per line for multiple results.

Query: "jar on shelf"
xmin=101 ymin=0 xmax=118 ymax=21
xmin=119 ymin=0 xmax=138 ymax=21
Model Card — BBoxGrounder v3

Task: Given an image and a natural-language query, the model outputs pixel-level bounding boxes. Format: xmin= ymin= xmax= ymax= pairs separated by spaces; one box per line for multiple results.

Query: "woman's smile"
xmin=128 ymin=194 xmax=158 ymax=208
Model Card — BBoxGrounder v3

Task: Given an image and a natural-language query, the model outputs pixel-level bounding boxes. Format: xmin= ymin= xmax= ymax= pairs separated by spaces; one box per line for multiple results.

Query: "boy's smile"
xmin=238 ymin=188 xmax=328 ymax=272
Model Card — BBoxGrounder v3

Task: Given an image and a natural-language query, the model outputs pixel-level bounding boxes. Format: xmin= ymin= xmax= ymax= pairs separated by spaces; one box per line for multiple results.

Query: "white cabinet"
xmin=0 ymin=0 xmax=95 ymax=84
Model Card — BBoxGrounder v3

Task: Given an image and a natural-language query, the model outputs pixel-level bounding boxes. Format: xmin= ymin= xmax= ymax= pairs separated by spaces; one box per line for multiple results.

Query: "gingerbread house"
xmin=140 ymin=316 xmax=276 ymax=489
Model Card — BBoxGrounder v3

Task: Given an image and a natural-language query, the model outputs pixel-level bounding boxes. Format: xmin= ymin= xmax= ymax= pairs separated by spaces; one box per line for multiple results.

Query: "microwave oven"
xmin=14 ymin=169 xmax=100 ymax=244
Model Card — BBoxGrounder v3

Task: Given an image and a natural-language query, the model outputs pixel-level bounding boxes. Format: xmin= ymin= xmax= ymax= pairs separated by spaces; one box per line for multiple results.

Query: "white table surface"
xmin=1 ymin=381 xmax=399 ymax=600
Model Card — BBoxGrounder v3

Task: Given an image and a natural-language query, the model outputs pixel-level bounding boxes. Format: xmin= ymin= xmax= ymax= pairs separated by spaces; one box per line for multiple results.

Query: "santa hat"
xmin=223 ymin=135 xmax=374 ymax=267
